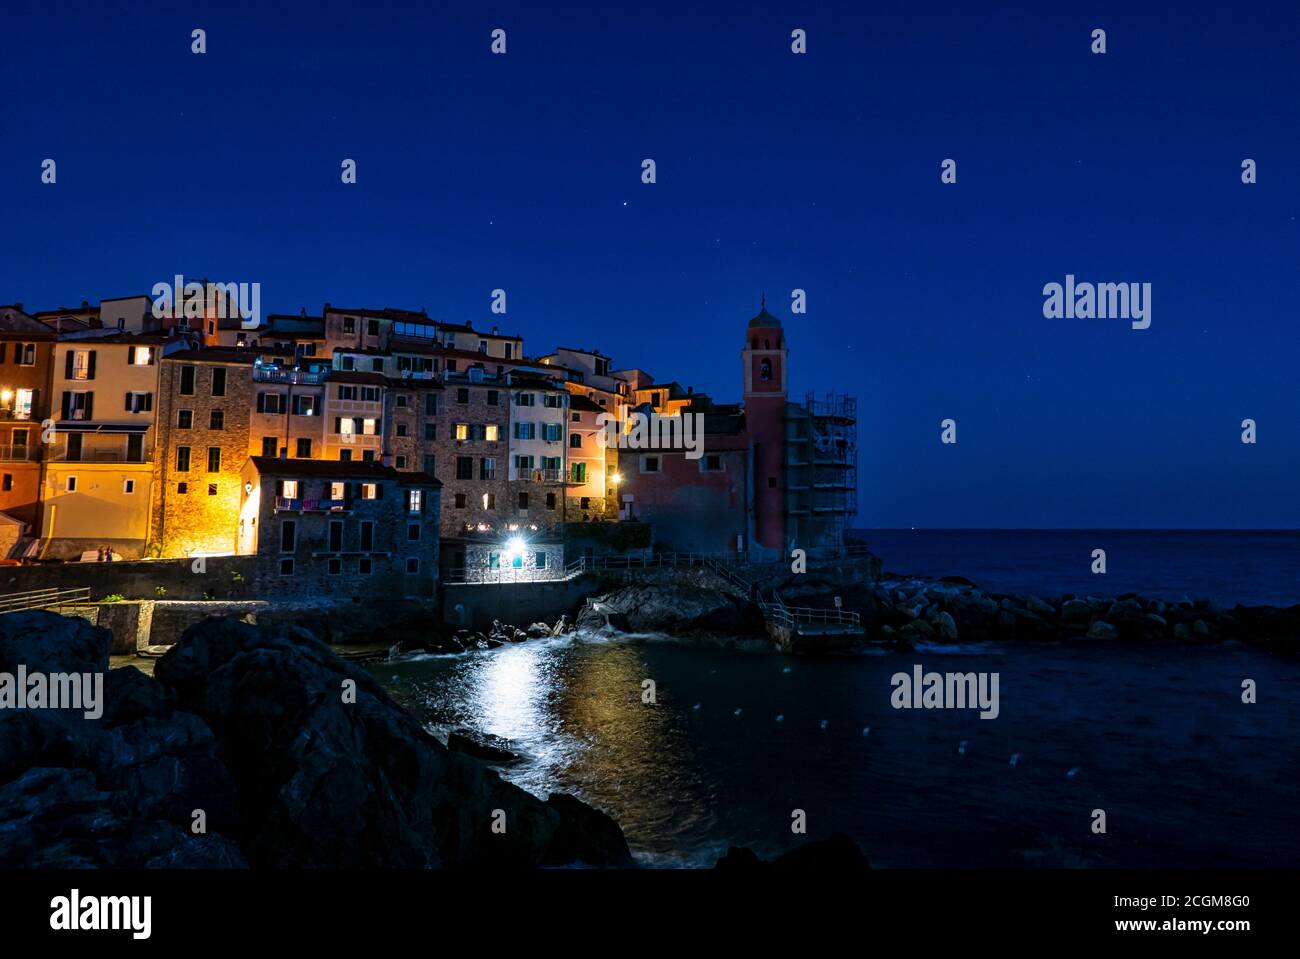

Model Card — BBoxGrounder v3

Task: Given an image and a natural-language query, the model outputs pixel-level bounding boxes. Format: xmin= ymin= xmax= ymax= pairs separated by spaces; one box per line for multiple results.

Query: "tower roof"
xmin=747 ymin=295 xmax=782 ymax=328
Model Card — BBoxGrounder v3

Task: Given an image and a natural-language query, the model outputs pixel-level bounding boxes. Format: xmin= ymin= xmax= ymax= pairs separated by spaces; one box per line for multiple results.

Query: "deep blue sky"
xmin=2 ymin=1 xmax=1296 ymax=528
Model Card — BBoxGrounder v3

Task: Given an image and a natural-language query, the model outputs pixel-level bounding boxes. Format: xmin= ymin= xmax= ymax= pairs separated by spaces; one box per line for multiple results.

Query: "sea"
xmin=369 ymin=529 xmax=1300 ymax=868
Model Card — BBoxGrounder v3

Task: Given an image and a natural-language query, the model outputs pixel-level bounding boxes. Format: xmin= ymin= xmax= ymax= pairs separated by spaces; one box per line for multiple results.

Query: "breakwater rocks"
xmin=0 ymin=611 xmax=632 ymax=868
xmin=393 ymin=616 xmax=574 ymax=656
xmin=872 ymin=577 xmax=1300 ymax=653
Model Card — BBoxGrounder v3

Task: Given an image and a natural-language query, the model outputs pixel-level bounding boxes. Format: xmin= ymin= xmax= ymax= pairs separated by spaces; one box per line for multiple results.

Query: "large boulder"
xmin=576 ymin=584 xmax=765 ymax=635
xmin=0 ymin=612 xmax=242 ymax=868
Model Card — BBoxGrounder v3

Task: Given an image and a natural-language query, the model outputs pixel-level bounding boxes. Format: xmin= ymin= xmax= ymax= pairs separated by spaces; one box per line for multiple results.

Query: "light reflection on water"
xmin=370 ymin=633 xmax=1300 ymax=868
xmin=374 ymin=635 xmax=723 ymax=864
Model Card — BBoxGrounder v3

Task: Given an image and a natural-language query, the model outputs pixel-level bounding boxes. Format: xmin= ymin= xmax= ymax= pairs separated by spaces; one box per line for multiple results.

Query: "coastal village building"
xmin=0 ymin=292 xmax=856 ymax=573
xmin=42 ymin=333 xmax=183 ymax=559
xmin=617 ymin=407 xmax=750 ymax=552
xmin=565 ymin=393 xmax=612 ymax=519
xmin=438 ymin=320 xmax=523 ymax=360
xmin=238 ymin=457 xmax=440 ymax=598
xmin=250 ymin=355 xmax=330 ymax=461
xmin=150 ymin=349 xmax=258 ymax=558
xmin=437 ymin=369 xmax=511 ymax=543
xmin=506 ymin=371 xmax=571 ymax=530
xmin=323 ymin=371 xmax=386 ymax=462
xmin=386 ymin=377 xmax=443 ymax=475
xmin=0 ymin=306 xmax=57 ymax=542
xmin=617 ymin=303 xmax=857 ymax=557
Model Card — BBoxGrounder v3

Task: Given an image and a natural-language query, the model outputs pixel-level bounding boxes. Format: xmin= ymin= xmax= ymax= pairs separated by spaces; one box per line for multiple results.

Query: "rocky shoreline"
xmin=2 ymin=609 xmax=873 ymax=869
xmin=869 ymin=574 xmax=1300 ymax=653
xmin=0 ymin=611 xmax=632 ymax=868
xmin=398 ymin=565 xmax=1300 ymax=657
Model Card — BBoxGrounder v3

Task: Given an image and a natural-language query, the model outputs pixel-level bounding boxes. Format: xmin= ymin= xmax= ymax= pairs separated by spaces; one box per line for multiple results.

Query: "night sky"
xmin=2 ymin=1 xmax=1296 ymax=528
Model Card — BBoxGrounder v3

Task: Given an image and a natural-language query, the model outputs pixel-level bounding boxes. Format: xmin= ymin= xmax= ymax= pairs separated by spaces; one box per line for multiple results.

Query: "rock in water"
xmin=576 ymin=584 xmax=764 ymax=635
xmin=715 ymin=833 xmax=870 ymax=870
xmin=447 ymin=729 xmax=522 ymax=765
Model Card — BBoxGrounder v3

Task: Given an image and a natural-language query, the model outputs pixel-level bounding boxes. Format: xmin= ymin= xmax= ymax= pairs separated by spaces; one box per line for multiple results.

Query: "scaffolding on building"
xmin=785 ymin=393 xmax=859 ymax=547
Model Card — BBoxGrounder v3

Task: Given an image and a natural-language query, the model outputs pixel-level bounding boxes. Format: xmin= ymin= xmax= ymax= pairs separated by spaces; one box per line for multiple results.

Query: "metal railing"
xmin=581 ymin=544 xmax=873 ymax=571
xmin=49 ymin=447 xmax=152 ymax=464
xmin=0 ymin=445 xmax=40 ymax=462
xmin=0 ymin=587 xmax=93 ymax=615
xmin=758 ymin=592 xmax=861 ymax=630
xmin=253 ymin=368 xmax=327 ymax=385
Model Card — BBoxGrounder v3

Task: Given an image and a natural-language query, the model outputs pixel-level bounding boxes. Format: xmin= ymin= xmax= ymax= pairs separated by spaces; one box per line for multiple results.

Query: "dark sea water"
xmin=369 ymin=530 xmax=1300 ymax=868
xmin=857 ymin=529 xmax=1300 ymax=607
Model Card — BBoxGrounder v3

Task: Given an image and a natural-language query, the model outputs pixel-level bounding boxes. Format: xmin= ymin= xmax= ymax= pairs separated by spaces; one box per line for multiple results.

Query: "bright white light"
xmin=507 ymin=536 xmax=525 ymax=558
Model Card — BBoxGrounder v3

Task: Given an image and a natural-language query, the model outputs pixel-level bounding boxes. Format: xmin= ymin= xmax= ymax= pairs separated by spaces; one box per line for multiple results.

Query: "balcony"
xmin=48 ymin=447 xmax=152 ymax=464
xmin=275 ymin=497 xmax=351 ymax=512
xmin=253 ymin=368 xmax=326 ymax=385
xmin=0 ymin=445 xmax=40 ymax=462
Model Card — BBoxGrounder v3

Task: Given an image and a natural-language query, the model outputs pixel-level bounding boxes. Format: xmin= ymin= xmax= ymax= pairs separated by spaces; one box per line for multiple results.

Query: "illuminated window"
xmin=362 ymin=418 xmax=377 ymax=435
xmin=361 ymin=483 xmax=378 ymax=500
xmin=484 ymin=424 xmax=499 ymax=442
xmin=330 ymin=482 xmax=345 ymax=500
xmin=455 ymin=423 xmax=469 ymax=441
xmin=282 ymin=480 xmax=299 ymax=498
xmin=130 ymin=346 xmax=154 ymax=366
xmin=408 ymin=489 xmax=422 ymax=513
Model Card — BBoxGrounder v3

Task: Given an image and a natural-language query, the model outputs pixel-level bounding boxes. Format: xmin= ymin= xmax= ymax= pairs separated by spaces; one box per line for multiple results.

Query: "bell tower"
xmin=742 ymin=296 xmax=788 ymax=554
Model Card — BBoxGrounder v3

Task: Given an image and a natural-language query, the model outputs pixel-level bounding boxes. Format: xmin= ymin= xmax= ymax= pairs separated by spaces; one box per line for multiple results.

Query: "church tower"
xmin=742 ymin=296 xmax=788 ymax=554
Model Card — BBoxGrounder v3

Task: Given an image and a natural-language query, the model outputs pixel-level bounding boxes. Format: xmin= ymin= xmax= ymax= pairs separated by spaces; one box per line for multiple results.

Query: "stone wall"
xmin=443 ymin=573 xmax=600 ymax=630
xmin=0 ymin=555 xmax=257 ymax=601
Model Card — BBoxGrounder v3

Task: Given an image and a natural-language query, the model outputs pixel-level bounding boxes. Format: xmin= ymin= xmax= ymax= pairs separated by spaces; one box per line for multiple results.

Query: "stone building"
xmin=150 ymin=349 xmax=257 ymax=558
xmin=435 ymin=369 xmax=511 ymax=538
xmin=238 ymin=457 xmax=440 ymax=599
xmin=385 ymin=377 xmax=442 ymax=475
